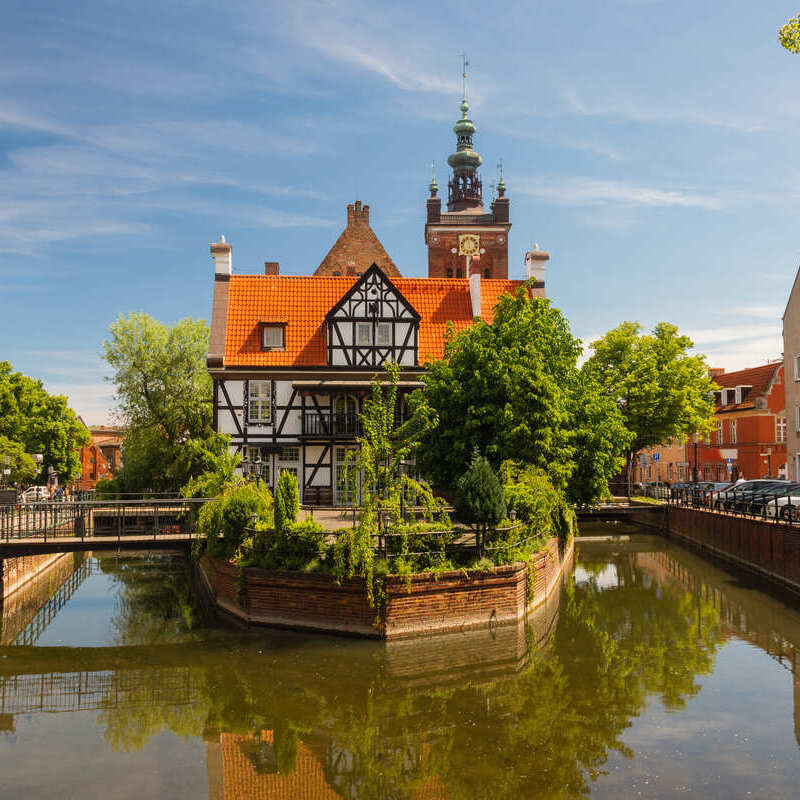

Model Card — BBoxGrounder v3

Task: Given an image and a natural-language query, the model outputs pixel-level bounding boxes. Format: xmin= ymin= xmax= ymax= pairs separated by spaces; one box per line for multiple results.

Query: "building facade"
xmin=783 ymin=266 xmax=800 ymax=480
xmin=634 ymin=362 xmax=786 ymax=485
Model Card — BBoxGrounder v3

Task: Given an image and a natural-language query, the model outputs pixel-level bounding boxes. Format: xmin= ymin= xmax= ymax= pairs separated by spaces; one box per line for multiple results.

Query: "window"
xmin=730 ymin=419 xmax=737 ymax=444
xmin=280 ymin=447 xmax=299 ymax=462
xmin=778 ymin=416 xmax=787 ymax=443
xmin=716 ymin=420 xmax=723 ymax=445
xmin=456 ymin=268 xmax=463 ymax=278
xmin=795 ymin=356 xmax=800 ymax=381
xmin=261 ymin=325 xmax=285 ymax=351
xmin=357 ymin=323 xmax=372 ymax=345
xmin=446 ymin=268 xmax=453 ymax=278
xmin=248 ymin=381 xmax=271 ymax=422
xmin=377 ymin=323 xmax=391 ymax=346
xmin=483 ymin=268 xmax=491 ymax=278
xmin=796 ymin=405 xmax=800 ymax=431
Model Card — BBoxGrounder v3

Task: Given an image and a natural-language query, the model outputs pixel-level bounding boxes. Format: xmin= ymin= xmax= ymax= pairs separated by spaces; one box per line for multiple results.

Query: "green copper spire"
xmin=429 ymin=160 xmax=438 ymax=196
xmin=446 ymin=55 xmax=483 ymax=211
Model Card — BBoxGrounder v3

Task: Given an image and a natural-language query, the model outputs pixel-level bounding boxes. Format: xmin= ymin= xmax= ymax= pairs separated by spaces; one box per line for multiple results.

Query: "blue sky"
xmin=1 ymin=0 xmax=799 ymax=423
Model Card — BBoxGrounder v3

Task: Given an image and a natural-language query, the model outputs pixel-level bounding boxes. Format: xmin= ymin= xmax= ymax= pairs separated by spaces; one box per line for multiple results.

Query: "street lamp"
xmin=691 ymin=433 xmax=699 ymax=483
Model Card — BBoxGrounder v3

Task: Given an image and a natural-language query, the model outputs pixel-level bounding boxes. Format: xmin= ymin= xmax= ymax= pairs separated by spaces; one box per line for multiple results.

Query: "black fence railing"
xmin=301 ymin=413 xmax=362 ymax=437
xmin=658 ymin=484 xmax=800 ymax=526
xmin=0 ymin=499 xmax=209 ymax=542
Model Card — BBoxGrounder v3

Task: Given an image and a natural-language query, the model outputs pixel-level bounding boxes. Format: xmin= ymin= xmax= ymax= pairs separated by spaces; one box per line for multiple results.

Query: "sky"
xmin=1 ymin=0 xmax=799 ymax=424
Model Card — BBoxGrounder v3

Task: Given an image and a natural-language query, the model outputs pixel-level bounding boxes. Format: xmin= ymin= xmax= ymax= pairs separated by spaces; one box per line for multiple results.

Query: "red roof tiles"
xmin=223 ymin=275 xmax=529 ymax=367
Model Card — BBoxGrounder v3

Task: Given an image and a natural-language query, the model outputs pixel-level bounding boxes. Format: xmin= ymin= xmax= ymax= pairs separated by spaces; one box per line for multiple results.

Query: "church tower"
xmin=425 ymin=70 xmax=511 ymax=279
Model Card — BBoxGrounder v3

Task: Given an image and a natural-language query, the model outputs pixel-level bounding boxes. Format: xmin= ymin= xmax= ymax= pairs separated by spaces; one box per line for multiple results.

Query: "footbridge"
xmin=0 ymin=499 xmax=207 ymax=556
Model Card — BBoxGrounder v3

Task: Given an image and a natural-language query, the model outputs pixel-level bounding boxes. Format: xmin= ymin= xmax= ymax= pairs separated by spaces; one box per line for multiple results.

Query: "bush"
xmin=198 ymin=479 xmax=273 ymax=559
xmin=259 ymin=517 xmax=327 ymax=572
xmin=274 ymin=470 xmax=300 ymax=533
xmin=455 ymin=452 xmax=506 ymax=534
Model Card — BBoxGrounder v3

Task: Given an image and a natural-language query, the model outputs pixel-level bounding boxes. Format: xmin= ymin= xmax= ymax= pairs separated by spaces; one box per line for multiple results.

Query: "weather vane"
xmin=461 ymin=52 xmax=469 ymax=100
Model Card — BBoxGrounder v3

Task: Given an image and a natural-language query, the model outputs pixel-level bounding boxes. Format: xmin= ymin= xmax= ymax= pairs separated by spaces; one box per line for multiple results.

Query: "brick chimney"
xmin=264 ymin=261 xmax=279 ymax=275
xmin=210 ymin=235 xmax=232 ymax=279
xmin=524 ymin=245 xmax=549 ymax=283
xmin=346 ymin=200 xmax=370 ymax=226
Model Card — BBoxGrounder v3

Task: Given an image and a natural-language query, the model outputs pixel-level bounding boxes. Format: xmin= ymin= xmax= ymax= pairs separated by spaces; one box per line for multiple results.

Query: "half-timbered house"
xmin=206 ymin=238 xmax=545 ymax=505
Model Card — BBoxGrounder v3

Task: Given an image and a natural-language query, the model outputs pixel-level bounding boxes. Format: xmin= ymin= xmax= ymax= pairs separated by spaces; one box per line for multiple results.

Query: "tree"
xmin=583 ymin=321 xmax=717 ymax=494
xmin=0 ymin=361 xmax=89 ymax=482
xmin=416 ymin=288 xmax=627 ymax=505
xmin=455 ymin=451 xmax=506 ymax=549
xmin=103 ymin=312 xmax=219 ymax=492
xmin=274 ymin=470 xmax=300 ymax=533
xmin=0 ymin=435 xmax=37 ymax=485
xmin=780 ymin=13 xmax=800 ymax=53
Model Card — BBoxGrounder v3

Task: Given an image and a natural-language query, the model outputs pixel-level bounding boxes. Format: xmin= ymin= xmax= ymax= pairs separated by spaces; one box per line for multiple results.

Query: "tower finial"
xmin=429 ymin=160 xmax=438 ymax=196
xmin=461 ymin=52 xmax=469 ymax=102
xmin=497 ymin=158 xmax=506 ymax=196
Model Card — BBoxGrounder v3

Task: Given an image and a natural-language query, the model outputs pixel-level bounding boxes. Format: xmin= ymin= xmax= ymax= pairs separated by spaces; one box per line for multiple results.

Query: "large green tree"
xmin=416 ymin=289 xmax=629 ymax=504
xmin=583 ymin=321 xmax=717 ymax=491
xmin=103 ymin=312 xmax=219 ymax=492
xmin=0 ymin=361 xmax=89 ymax=482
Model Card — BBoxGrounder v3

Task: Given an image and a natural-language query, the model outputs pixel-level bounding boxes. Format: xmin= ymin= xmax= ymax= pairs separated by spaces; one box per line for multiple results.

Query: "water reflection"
xmin=1 ymin=532 xmax=800 ymax=797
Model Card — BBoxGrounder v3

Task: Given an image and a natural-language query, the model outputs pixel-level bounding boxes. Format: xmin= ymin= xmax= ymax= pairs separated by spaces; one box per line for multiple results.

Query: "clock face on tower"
xmin=458 ymin=233 xmax=480 ymax=256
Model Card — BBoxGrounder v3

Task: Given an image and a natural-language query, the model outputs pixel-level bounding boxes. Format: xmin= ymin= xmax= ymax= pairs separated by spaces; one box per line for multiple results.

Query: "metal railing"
xmin=661 ymin=484 xmax=800 ymax=525
xmin=302 ymin=412 xmax=362 ymax=437
xmin=0 ymin=499 xmax=209 ymax=543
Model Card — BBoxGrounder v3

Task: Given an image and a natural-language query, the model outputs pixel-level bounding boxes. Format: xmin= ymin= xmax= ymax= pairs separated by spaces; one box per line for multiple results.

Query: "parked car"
xmin=714 ymin=480 xmax=787 ymax=511
xmin=763 ymin=485 xmax=800 ymax=521
xmin=21 ymin=486 xmax=50 ymax=503
xmin=747 ymin=482 xmax=800 ymax=515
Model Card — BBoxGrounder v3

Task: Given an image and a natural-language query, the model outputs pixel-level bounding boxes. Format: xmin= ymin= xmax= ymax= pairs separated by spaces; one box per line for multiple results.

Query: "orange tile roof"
xmin=223 ymin=275 xmax=527 ymax=367
xmin=713 ymin=362 xmax=781 ymax=412
xmin=220 ymin=731 xmax=342 ymax=800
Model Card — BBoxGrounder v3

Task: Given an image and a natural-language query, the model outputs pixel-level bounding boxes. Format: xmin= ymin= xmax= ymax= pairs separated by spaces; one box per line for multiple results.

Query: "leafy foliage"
xmin=198 ymin=479 xmax=273 ymax=560
xmin=333 ymin=362 xmax=445 ymax=605
xmin=256 ymin=517 xmax=327 ymax=572
xmin=583 ymin=321 xmax=717 ymax=491
xmin=180 ymin=435 xmax=241 ymax=499
xmin=103 ymin=312 xmax=217 ymax=493
xmin=0 ymin=434 xmax=37 ymax=485
xmin=0 ymin=361 xmax=89 ymax=482
xmin=416 ymin=289 xmax=629 ymax=506
xmin=780 ymin=13 xmax=800 ymax=52
xmin=274 ymin=470 xmax=300 ymax=533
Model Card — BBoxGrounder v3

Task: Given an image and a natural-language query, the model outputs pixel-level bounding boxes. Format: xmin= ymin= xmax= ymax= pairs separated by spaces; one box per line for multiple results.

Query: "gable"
xmin=326 ymin=264 xmax=420 ymax=322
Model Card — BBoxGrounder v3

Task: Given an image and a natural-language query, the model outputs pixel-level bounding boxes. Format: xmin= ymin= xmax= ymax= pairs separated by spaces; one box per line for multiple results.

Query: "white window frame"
xmin=280 ymin=447 xmax=299 ymax=462
xmin=716 ymin=419 xmax=723 ymax=445
xmin=795 ymin=356 xmax=800 ymax=381
xmin=376 ymin=322 xmax=391 ymax=346
xmin=777 ymin=416 xmax=787 ymax=443
xmin=796 ymin=406 xmax=800 ymax=432
xmin=357 ymin=323 xmax=372 ymax=345
xmin=248 ymin=380 xmax=271 ymax=423
xmin=730 ymin=419 xmax=737 ymax=444
xmin=261 ymin=325 xmax=285 ymax=350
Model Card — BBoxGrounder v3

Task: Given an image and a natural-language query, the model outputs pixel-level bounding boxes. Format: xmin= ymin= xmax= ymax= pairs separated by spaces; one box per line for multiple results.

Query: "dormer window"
xmin=261 ymin=323 xmax=286 ymax=351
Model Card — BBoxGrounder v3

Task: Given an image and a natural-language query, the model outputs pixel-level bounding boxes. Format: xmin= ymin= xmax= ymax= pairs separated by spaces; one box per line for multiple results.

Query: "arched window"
xmin=333 ymin=395 xmax=358 ymax=435
xmin=483 ymin=268 xmax=491 ymax=278
xmin=446 ymin=268 xmax=453 ymax=278
xmin=456 ymin=268 xmax=463 ymax=278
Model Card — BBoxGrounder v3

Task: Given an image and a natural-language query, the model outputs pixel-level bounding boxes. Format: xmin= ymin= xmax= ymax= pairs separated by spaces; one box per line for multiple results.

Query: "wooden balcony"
xmin=301 ymin=412 xmax=362 ymax=438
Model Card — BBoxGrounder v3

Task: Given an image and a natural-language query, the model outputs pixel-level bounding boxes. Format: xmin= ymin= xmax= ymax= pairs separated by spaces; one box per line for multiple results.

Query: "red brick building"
xmin=634 ymin=362 xmax=787 ymax=485
xmin=74 ymin=423 xmax=125 ymax=490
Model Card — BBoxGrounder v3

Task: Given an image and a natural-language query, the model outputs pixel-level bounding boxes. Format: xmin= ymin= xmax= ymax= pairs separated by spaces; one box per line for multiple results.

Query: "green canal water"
xmin=2 ymin=524 xmax=800 ymax=798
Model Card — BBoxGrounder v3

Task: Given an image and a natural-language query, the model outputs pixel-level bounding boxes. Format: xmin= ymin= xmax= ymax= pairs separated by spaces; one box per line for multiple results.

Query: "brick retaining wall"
xmin=198 ymin=535 xmax=573 ymax=640
xmin=666 ymin=506 xmax=800 ymax=594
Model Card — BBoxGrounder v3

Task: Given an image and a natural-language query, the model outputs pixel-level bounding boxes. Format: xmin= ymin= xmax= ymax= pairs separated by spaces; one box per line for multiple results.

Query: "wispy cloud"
xmin=515 ymin=176 xmax=725 ymax=210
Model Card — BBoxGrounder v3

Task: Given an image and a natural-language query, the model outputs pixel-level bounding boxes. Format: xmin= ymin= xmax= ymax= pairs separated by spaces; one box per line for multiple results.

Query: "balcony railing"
xmin=302 ymin=413 xmax=362 ymax=438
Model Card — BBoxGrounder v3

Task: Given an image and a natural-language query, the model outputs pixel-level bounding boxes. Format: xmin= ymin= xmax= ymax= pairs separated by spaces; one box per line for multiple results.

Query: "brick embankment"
xmin=197 ymin=535 xmax=574 ymax=640
xmin=666 ymin=506 xmax=800 ymax=594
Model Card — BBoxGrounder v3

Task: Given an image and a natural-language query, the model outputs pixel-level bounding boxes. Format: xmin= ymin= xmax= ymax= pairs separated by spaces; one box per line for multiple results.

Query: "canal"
xmin=2 ymin=524 xmax=800 ymax=798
